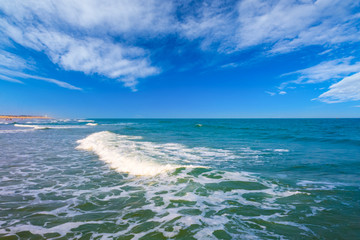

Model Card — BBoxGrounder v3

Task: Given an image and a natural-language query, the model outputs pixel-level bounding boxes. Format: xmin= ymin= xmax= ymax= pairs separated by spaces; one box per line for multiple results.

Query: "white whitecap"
xmin=14 ymin=124 xmax=49 ymax=130
xmin=274 ymin=149 xmax=290 ymax=152
xmin=86 ymin=123 xmax=98 ymax=126
xmin=78 ymin=119 xmax=95 ymax=123
xmin=75 ymin=131 xmax=234 ymax=176
xmin=76 ymin=131 xmax=180 ymax=176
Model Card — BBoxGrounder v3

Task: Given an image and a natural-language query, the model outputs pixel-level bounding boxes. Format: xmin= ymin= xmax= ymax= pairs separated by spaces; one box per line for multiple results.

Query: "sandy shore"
xmin=0 ymin=115 xmax=50 ymax=119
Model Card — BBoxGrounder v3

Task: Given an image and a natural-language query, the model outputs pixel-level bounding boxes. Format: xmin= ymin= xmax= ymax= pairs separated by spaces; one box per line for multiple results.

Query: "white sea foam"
xmin=14 ymin=124 xmax=50 ymax=130
xmin=14 ymin=124 xmax=87 ymax=130
xmin=297 ymin=180 xmax=352 ymax=190
xmin=274 ymin=149 xmax=290 ymax=152
xmin=0 ymin=129 xmax=35 ymax=133
xmin=76 ymin=131 xmax=242 ymax=176
xmin=101 ymin=122 xmax=135 ymax=126
xmin=76 ymin=131 xmax=180 ymax=176
xmin=78 ymin=119 xmax=95 ymax=123
xmin=86 ymin=122 xmax=98 ymax=126
xmin=0 ymin=222 xmax=101 ymax=237
xmin=104 ymin=166 xmax=309 ymax=239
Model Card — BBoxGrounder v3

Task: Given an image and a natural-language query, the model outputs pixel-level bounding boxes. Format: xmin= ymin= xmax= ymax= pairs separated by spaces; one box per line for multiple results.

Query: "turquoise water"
xmin=0 ymin=119 xmax=359 ymax=239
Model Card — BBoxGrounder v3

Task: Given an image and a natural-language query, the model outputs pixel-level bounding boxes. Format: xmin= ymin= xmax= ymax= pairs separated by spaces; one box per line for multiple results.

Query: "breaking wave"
xmin=76 ymin=131 xmax=233 ymax=176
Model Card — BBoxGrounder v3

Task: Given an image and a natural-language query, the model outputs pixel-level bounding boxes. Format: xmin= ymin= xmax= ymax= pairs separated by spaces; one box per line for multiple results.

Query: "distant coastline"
xmin=0 ymin=115 xmax=50 ymax=119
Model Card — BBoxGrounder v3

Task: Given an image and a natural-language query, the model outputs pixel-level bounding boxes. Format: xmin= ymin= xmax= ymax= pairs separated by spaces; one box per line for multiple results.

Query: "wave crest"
xmin=76 ymin=131 xmax=239 ymax=176
xmin=76 ymin=131 xmax=180 ymax=176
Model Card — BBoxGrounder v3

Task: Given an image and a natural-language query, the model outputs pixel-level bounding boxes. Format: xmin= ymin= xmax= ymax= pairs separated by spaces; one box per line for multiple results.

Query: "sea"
xmin=0 ymin=119 xmax=359 ymax=239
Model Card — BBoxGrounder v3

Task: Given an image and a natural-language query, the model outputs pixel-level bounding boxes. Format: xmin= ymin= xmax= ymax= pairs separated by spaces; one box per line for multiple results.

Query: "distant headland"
xmin=0 ymin=115 xmax=50 ymax=120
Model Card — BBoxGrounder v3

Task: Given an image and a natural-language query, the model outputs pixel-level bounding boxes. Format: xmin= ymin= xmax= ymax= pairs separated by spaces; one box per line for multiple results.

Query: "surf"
xmin=76 ymin=131 xmax=241 ymax=176
xmin=76 ymin=131 xmax=181 ymax=176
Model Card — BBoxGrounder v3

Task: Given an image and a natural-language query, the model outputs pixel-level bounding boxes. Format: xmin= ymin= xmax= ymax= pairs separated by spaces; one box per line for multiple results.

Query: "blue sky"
xmin=0 ymin=0 xmax=360 ymax=118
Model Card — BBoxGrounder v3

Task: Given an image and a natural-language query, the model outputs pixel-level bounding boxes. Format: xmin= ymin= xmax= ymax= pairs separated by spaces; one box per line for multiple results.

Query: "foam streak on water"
xmin=14 ymin=124 xmax=88 ymax=130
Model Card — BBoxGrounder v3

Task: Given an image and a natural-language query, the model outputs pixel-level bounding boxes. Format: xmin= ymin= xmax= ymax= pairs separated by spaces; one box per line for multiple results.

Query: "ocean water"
xmin=0 ymin=119 xmax=359 ymax=239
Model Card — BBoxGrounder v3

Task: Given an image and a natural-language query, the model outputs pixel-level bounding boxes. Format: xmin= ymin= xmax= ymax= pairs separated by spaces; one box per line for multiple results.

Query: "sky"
xmin=0 ymin=0 xmax=360 ymax=118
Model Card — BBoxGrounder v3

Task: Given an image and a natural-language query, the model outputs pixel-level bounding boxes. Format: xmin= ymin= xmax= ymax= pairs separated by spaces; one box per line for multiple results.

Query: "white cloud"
xmin=280 ymin=57 xmax=360 ymax=103
xmin=0 ymin=50 xmax=81 ymax=89
xmin=0 ymin=68 xmax=81 ymax=90
xmin=266 ymin=91 xmax=276 ymax=96
xmin=181 ymin=1 xmax=236 ymax=52
xmin=181 ymin=0 xmax=360 ymax=53
xmin=0 ymin=50 xmax=29 ymax=70
xmin=252 ymin=0 xmax=360 ymax=53
xmin=220 ymin=63 xmax=240 ymax=69
xmin=0 ymin=0 xmax=359 ymax=90
xmin=279 ymin=91 xmax=287 ymax=95
xmin=0 ymin=0 xmax=175 ymax=36
xmin=19 ymin=28 xmax=159 ymax=89
xmin=242 ymin=0 xmax=360 ymax=53
xmin=282 ymin=58 xmax=360 ymax=86
xmin=0 ymin=0 xmax=166 ymax=90
xmin=317 ymin=72 xmax=360 ymax=103
xmin=236 ymin=0 xmax=320 ymax=49
xmin=0 ymin=74 xmax=24 ymax=84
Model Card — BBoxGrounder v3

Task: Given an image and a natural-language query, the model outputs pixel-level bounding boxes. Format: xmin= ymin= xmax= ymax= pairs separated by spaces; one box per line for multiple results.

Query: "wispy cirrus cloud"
xmin=181 ymin=0 xmax=360 ymax=53
xmin=0 ymin=0 xmax=169 ymax=90
xmin=4 ymin=25 xmax=159 ymax=90
xmin=265 ymin=91 xmax=276 ymax=96
xmin=180 ymin=1 xmax=236 ymax=52
xmin=238 ymin=0 xmax=360 ymax=53
xmin=0 ymin=74 xmax=24 ymax=84
xmin=0 ymin=50 xmax=29 ymax=70
xmin=0 ymin=67 xmax=81 ymax=90
xmin=317 ymin=72 xmax=360 ymax=103
xmin=279 ymin=57 xmax=360 ymax=103
xmin=281 ymin=58 xmax=360 ymax=86
xmin=0 ymin=50 xmax=81 ymax=90
xmin=0 ymin=0 xmax=175 ymax=36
